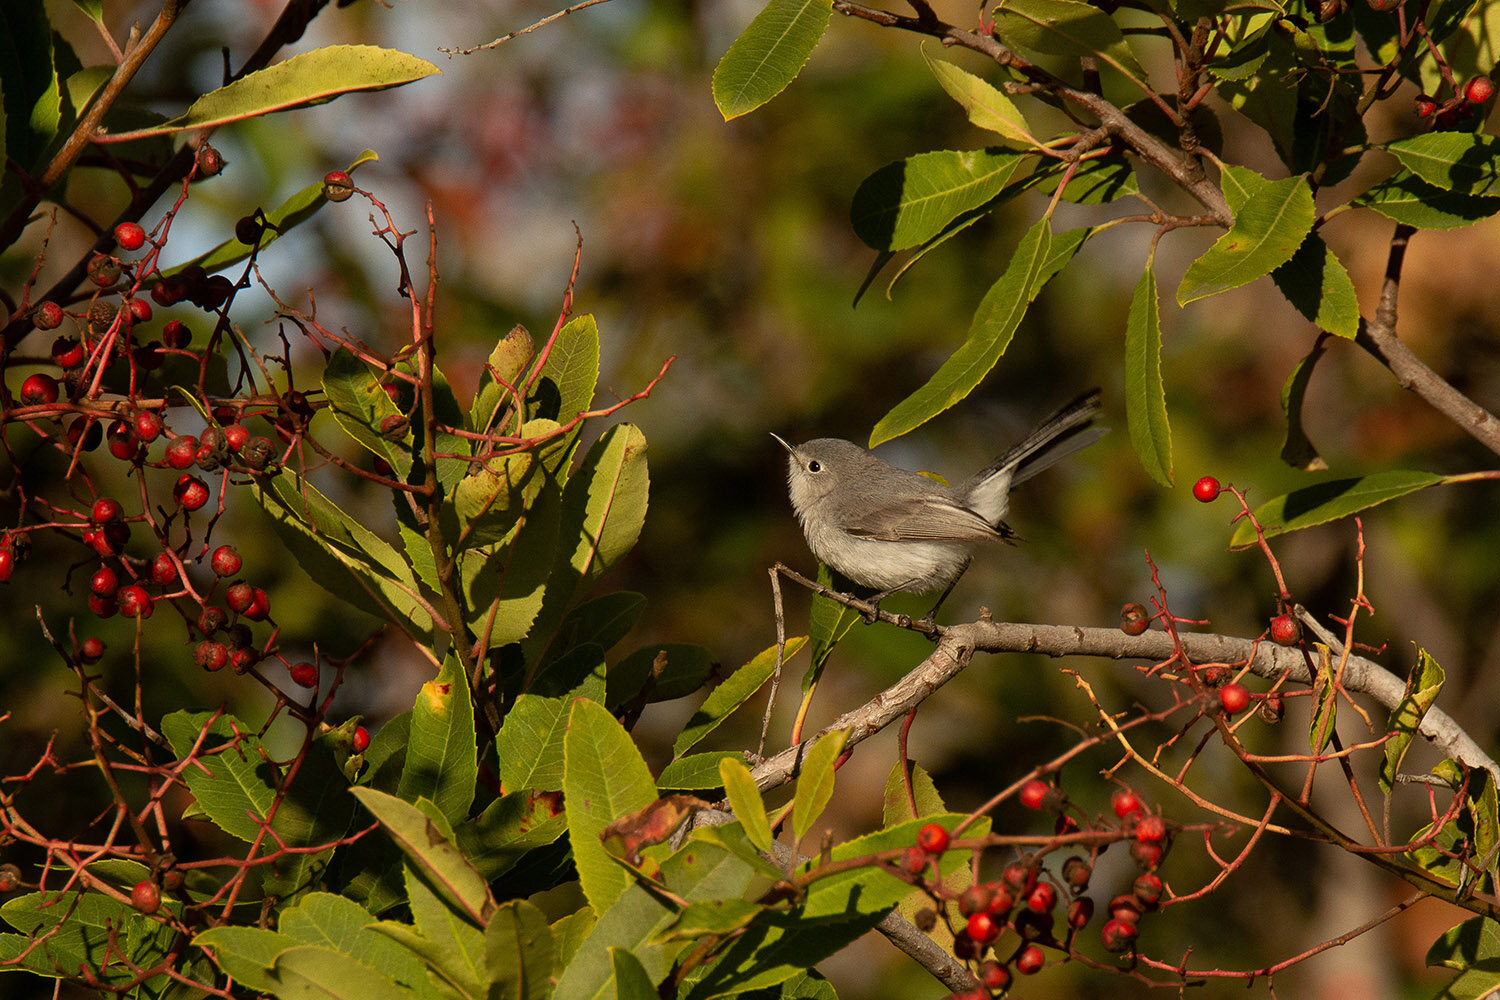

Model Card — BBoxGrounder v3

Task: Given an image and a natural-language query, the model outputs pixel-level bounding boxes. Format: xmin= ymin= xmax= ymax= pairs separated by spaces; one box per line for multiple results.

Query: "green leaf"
xmin=461 ymin=454 xmax=563 ymax=647
xmin=1309 ymin=646 xmax=1337 ymax=754
xmin=537 ymin=315 xmax=601 ymax=423
xmin=485 ymin=900 xmax=554 ymax=1000
xmin=173 ymin=151 xmax=378 ymax=276
xmin=1382 ymin=647 xmax=1446 ymax=792
xmin=870 ymin=217 xmax=1052 ymax=446
xmin=1357 ymin=170 xmax=1500 ymax=230
xmin=1279 ymin=338 xmax=1329 ymax=471
xmin=992 ymin=0 xmax=1149 ymax=93
xmin=1427 ymin=915 xmax=1500 ymax=971
xmin=791 ymin=728 xmax=848 ymax=843
xmin=1387 ymin=132 xmax=1500 ymax=195
xmin=276 ymin=893 xmax=430 ymax=993
xmin=191 ymin=926 xmax=293 ymax=992
xmin=1177 ymin=171 xmax=1315 ymax=304
xmin=1035 ymin=157 xmax=1138 ymax=205
xmin=674 ymin=638 xmax=807 ymax=756
xmin=610 ymin=946 xmax=660 ymax=999
xmin=805 ymin=564 xmax=863 ymax=684
xmin=657 ymin=752 xmax=742 ymax=790
xmin=882 ymin=760 xmax=944 ymax=827
xmin=721 ymin=756 xmax=774 ymax=854
xmin=398 ymin=651 xmax=477 ymax=825
xmin=850 ymin=148 xmax=1025 ymax=251
xmin=71 ymin=0 xmax=104 ymax=22
xmin=350 ymin=787 xmax=494 ymax=925
xmin=922 ymin=47 xmax=1037 ymax=147
xmin=368 ymin=918 xmax=483 ymax=1000
xmin=271 ymin=944 xmax=422 ymax=1000
xmin=454 ymin=792 xmax=568 ymax=881
xmin=496 ymin=695 xmax=569 ymax=792
xmin=563 ymin=698 xmax=659 ymax=912
xmin=712 ymin=0 xmax=834 ymax=120
xmin=160 ymin=710 xmax=275 ymax=844
xmin=99 ymin=46 xmax=439 ymax=142
xmin=653 ymin=898 xmax=764 ymax=943
xmin=1124 ymin=260 xmax=1172 ymax=487
xmin=1271 ymin=234 xmax=1359 ymax=338
xmin=0 ymin=890 xmax=172 ymax=985
xmin=471 ymin=325 xmax=535 ymax=434
xmin=1229 ymin=470 xmax=1447 ymax=547
xmin=323 ymin=345 xmax=411 ymax=476
xmin=607 ymin=642 xmax=716 ymax=708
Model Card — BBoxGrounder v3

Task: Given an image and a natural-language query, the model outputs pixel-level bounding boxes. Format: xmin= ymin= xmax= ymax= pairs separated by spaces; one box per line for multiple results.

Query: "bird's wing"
xmin=842 ymin=496 xmax=1013 ymax=543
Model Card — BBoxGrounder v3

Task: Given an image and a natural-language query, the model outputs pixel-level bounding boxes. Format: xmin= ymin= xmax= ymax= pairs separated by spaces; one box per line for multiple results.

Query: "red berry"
xmin=173 ymin=474 xmax=210 ymax=511
xmin=34 ymin=301 xmax=65 ymax=330
xmin=19 ymin=373 xmax=59 ymax=406
xmin=117 ymin=585 xmax=154 ymax=618
xmin=1135 ymin=815 xmax=1166 ymax=844
xmin=959 ymin=884 xmax=995 ymax=916
xmin=1465 ymin=75 xmax=1495 ymax=105
xmin=1019 ymin=779 xmax=1050 ymax=810
xmin=68 ymin=417 xmax=102 ymax=451
xmin=977 ymin=960 xmax=1011 ymax=991
xmin=1269 ymin=614 xmax=1299 ymax=646
xmin=324 ymin=171 xmax=355 ymax=202
xmin=231 ymin=647 xmax=259 ymax=673
xmin=51 ymin=336 xmax=85 ymax=369
xmin=986 ymin=885 xmax=1015 ymax=915
xmin=1101 ymin=917 xmax=1138 ymax=953
xmin=130 ymin=879 xmax=159 ymax=914
xmin=0 ymin=549 xmax=11 ymax=584
xmin=1111 ymin=789 xmax=1143 ymax=819
xmin=243 ymin=587 xmax=270 ymax=622
xmin=1016 ymin=943 xmax=1045 ymax=975
xmin=227 ymin=582 xmax=255 ymax=613
xmin=195 ymin=144 xmax=224 ymax=178
xmin=91 ymin=497 xmax=123 ymax=523
xmin=1191 ymin=476 xmax=1221 ymax=502
xmin=1120 ymin=601 xmax=1150 ymax=635
xmin=89 ymin=593 xmax=117 ymax=617
xmin=209 ymin=545 xmax=242 ymax=577
xmin=289 ymin=662 xmax=318 ymax=688
xmin=1133 ymin=872 xmax=1165 ymax=907
xmin=1130 ymin=840 xmax=1164 ymax=870
xmin=165 ymin=436 xmax=197 ymax=469
xmin=151 ymin=552 xmax=177 ymax=586
xmin=916 ymin=823 xmax=950 ymax=855
xmin=197 ymin=607 xmax=227 ymax=634
xmin=162 ymin=320 xmax=190 ymax=350
xmin=1002 ymin=862 xmax=1036 ymax=894
xmin=127 ymin=298 xmax=152 ymax=324
xmin=1110 ymin=894 xmax=1143 ymax=923
xmin=965 ymin=911 xmax=1000 ymax=945
xmin=90 ymin=566 xmax=119 ymax=597
xmin=195 ymin=641 xmax=228 ymax=671
xmin=114 ymin=222 xmax=146 ymax=251
xmin=80 ymin=637 xmax=105 ymax=663
xmin=1026 ymin=882 xmax=1057 ymax=913
xmin=1067 ymin=896 xmax=1094 ymax=929
xmin=223 ymin=423 xmax=249 ymax=452
xmin=1414 ymin=94 xmax=1438 ymax=118
xmin=351 ymin=725 xmax=371 ymax=752
xmin=1062 ymin=856 xmax=1091 ymax=888
xmin=1220 ymin=683 xmax=1250 ymax=714
xmin=899 ymin=846 xmax=927 ymax=875
xmin=133 ymin=411 xmax=163 ymax=443
xmin=151 ymin=277 xmax=183 ymax=307
xmin=106 ymin=421 xmax=139 ymax=461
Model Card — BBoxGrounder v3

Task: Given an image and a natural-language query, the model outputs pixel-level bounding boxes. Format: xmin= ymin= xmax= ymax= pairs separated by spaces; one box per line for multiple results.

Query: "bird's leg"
xmin=914 ymin=557 xmax=970 ymax=633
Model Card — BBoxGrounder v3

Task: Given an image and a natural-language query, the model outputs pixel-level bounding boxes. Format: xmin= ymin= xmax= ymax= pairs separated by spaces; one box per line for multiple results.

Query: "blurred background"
xmin=5 ymin=0 xmax=1500 ymax=997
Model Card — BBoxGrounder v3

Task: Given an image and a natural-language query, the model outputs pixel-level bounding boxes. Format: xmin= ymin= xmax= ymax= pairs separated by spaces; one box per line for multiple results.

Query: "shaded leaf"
xmin=350 ymin=787 xmax=493 ymax=925
xmin=1279 ymin=338 xmax=1330 ymax=471
xmin=1387 ymin=132 xmax=1500 ymax=195
xmin=1124 ymin=260 xmax=1171 ymax=486
xmin=674 ymin=638 xmax=807 ymax=756
xmin=1229 ymin=471 xmax=1447 ymax=547
xmin=992 ymin=0 xmax=1149 ymax=93
xmin=851 ymin=149 xmax=1025 ymax=251
xmin=1381 ymin=647 xmax=1446 ymax=792
xmin=485 ymin=900 xmax=554 ymax=1000
xmin=1357 ymin=171 xmax=1500 ymax=230
xmin=1271 ymin=234 xmax=1359 ymax=338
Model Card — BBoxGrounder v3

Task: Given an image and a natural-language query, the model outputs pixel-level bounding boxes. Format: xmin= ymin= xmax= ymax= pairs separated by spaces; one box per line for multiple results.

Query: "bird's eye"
xmin=807 ymin=460 xmax=822 ymax=474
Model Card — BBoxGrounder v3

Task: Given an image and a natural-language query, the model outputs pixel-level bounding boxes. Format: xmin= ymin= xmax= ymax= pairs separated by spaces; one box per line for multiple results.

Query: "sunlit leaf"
xmin=713 ymin=0 xmax=834 ymax=120
xmin=1229 ymin=471 xmax=1447 ymax=547
xmin=1124 ymin=260 xmax=1171 ymax=486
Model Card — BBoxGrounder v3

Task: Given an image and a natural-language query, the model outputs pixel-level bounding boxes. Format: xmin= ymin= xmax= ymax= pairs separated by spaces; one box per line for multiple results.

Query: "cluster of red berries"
xmin=904 ymin=784 xmax=1175 ymax=998
xmin=1413 ymin=74 xmax=1495 ymax=127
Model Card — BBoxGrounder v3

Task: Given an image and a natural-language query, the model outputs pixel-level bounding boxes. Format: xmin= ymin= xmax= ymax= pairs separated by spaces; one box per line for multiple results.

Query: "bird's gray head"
xmin=771 ymin=435 xmax=876 ymax=515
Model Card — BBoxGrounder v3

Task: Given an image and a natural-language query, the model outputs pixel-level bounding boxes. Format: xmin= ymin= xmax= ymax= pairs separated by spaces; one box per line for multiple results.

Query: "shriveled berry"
xmin=164 ymin=436 xmax=198 ymax=469
xmin=324 ymin=170 xmax=355 ymax=202
xmin=210 ymin=545 xmax=242 ymax=577
xmin=241 ymin=436 xmax=274 ymax=470
xmin=91 ymin=497 xmax=124 ymax=523
xmin=225 ymin=623 xmax=253 ymax=650
xmin=197 ymin=607 xmax=228 ymax=634
xmin=1192 ymin=476 xmax=1221 ymax=502
xmin=1062 ymin=856 xmax=1091 ymax=889
xmin=1109 ymin=894 xmax=1143 ymax=923
xmin=151 ymin=552 xmax=177 ymax=586
xmin=174 ymin=475 xmax=210 ymax=511
xmin=196 ymin=274 xmax=233 ymax=310
xmin=117 ymin=585 xmax=154 ymax=618
xmin=965 ymin=911 xmax=1000 ymax=945
xmin=1130 ymin=840 xmax=1164 ymax=870
xmin=1133 ymin=872 xmax=1165 ymax=907
xmin=289 ymin=662 xmax=318 ymax=688
xmin=130 ymin=879 xmax=160 ymax=914
xmin=195 ymin=144 xmax=224 ymax=178
xmin=0 ymin=863 xmax=22 ymax=893
xmin=1026 ymin=882 xmax=1057 ymax=913
xmin=134 ymin=411 xmax=163 ymax=442
xmin=899 ymin=846 xmax=927 ymax=875
xmin=1067 ymin=896 xmax=1094 ymax=929
xmin=1220 ymin=683 xmax=1250 ymax=714
xmin=80 ymin=637 xmax=105 ymax=663
xmin=235 ymin=214 xmax=264 ymax=245
xmin=1002 ymin=862 xmax=1036 ymax=894
xmin=90 ymin=566 xmax=119 ymax=597
xmin=1120 ymin=601 xmax=1150 ymax=635
xmin=976 ymin=960 xmax=1011 ymax=991
xmin=226 ymin=583 xmax=255 ymax=613
xmin=87 ymin=253 xmax=122 ymax=287
xmin=195 ymin=641 xmax=229 ymax=671
xmin=51 ymin=336 xmax=84 ymax=368
xmin=1258 ymin=691 xmax=1286 ymax=724
xmin=1016 ymin=943 xmax=1045 ymax=975
xmin=152 ymin=276 xmax=184 ymax=306
xmin=230 ymin=647 xmax=259 ymax=673
xmin=162 ymin=320 xmax=190 ymax=349
xmin=985 ymin=885 xmax=1015 ymax=916
xmin=916 ymin=823 xmax=950 ymax=855
xmin=114 ymin=222 xmax=146 ymax=251
xmin=19 ymin=373 xmax=59 ymax=406
xmin=34 ymin=301 xmax=65 ymax=330
xmin=1269 ymin=614 xmax=1299 ymax=646
xmin=351 ymin=725 xmax=371 ymax=752
xmin=1101 ymin=917 xmax=1138 ymax=952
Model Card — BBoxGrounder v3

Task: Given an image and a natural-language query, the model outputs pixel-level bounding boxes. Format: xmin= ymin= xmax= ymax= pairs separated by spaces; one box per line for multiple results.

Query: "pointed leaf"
xmin=1309 ymin=646 xmax=1337 ymax=754
xmin=536 ymin=315 xmax=600 ymax=423
xmin=882 ymin=761 xmax=945 ymax=827
xmin=271 ymin=944 xmax=421 ymax=1000
xmin=471 ymin=325 xmax=534 ymax=434
xmin=792 ymin=728 xmax=848 ymax=843
xmin=992 ymin=0 xmax=1149 ymax=93
xmin=1381 ymin=647 xmax=1446 ymax=792
xmin=609 ymin=946 xmax=659 ymax=999
xmin=1178 ymin=171 xmax=1314 ymax=304
xmin=657 ymin=752 xmax=743 ymax=790
xmin=922 ymin=48 xmax=1037 ymax=146
xmin=323 ymin=345 xmax=412 ymax=476
xmin=485 ymin=900 xmax=554 ymax=1000
xmin=851 ymin=148 xmax=1026 ymax=251
xmin=1229 ymin=471 xmax=1447 ymax=547
xmin=1358 ymin=171 xmax=1500 ymax=230
xmin=495 ymin=695 xmax=569 ymax=793
xmin=98 ymin=46 xmax=439 ymax=142
xmin=674 ymin=637 xmax=807 ymax=756
xmin=713 ymin=0 xmax=834 ymax=120
xmin=1387 ymin=132 xmax=1500 ymax=195
xmin=1124 ymin=261 xmax=1172 ymax=486
xmin=1426 ymin=915 xmax=1500 ymax=972
xmin=721 ymin=756 xmax=774 ymax=854
xmin=350 ymin=787 xmax=493 ymax=925
xmin=1279 ymin=338 xmax=1329 ymax=471
xmin=455 ymin=792 xmax=569 ymax=881
xmin=398 ymin=651 xmax=477 ymax=824
xmin=870 ymin=217 xmax=1052 ymax=445
xmin=1271 ymin=233 xmax=1359 ymax=338
xmin=563 ymin=699 xmax=659 ymax=912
